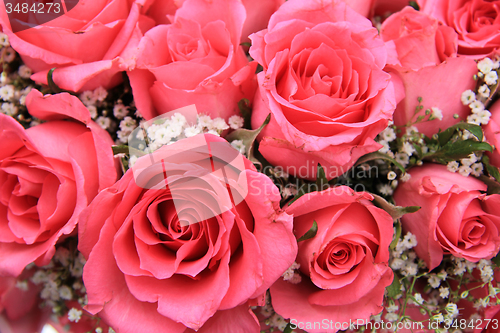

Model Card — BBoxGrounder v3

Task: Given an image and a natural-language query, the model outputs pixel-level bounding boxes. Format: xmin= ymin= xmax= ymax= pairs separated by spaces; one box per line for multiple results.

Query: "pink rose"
xmin=394 ymin=164 xmax=500 ymax=270
xmin=270 ymin=187 xmax=394 ymax=332
xmin=372 ymin=0 xmax=414 ymax=19
xmin=484 ymin=101 xmax=500 ymax=168
xmin=128 ymin=0 xmax=256 ymax=121
xmin=380 ymin=6 xmax=478 ymax=137
xmin=250 ymin=0 xmax=398 ymax=180
xmin=418 ymin=0 xmax=500 ymax=58
xmin=0 ymin=0 xmax=155 ymax=92
xmin=0 ymin=90 xmax=118 ymax=277
xmin=78 ymin=134 xmax=297 ymax=332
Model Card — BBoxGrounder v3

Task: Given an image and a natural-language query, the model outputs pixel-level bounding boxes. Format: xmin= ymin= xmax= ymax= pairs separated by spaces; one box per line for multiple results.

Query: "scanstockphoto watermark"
xmin=289 ymin=318 xmax=426 ymax=331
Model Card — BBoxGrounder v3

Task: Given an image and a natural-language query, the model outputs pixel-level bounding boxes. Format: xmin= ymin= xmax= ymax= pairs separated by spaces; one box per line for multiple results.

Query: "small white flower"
xmin=429 ymin=275 xmax=441 ymax=288
xmin=378 ymin=140 xmax=390 ymax=154
xmin=478 ymin=109 xmax=491 ymax=125
xmin=485 ymin=71 xmax=498 ymax=85
xmin=68 ymin=308 xmax=82 ymax=323
xmin=461 ymin=153 xmax=478 ymax=167
xmin=119 ymin=116 xmax=137 ymax=132
xmin=230 ymin=140 xmax=246 ymax=154
xmin=413 ymin=293 xmax=424 ymax=305
xmin=385 ymin=312 xmax=399 ymax=322
xmin=31 ymin=271 xmax=48 ymax=285
xmin=431 ymin=107 xmax=443 ymax=120
xmin=378 ymin=184 xmax=393 ymax=196
xmin=3 ymin=47 xmax=16 ymax=63
xmin=87 ymin=105 xmax=98 ymax=119
xmin=400 ymin=173 xmax=411 ymax=182
xmin=470 ymin=162 xmax=483 ymax=177
xmin=206 ymin=129 xmax=220 ymax=136
xmin=386 ymin=303 xmax=399 ymax=313
xmin=445 ymin=303 xmax=459 ymax=318
xmin=395 ymin=152 xmax=410 ymax=167
xmin=478 ymin=84 xmax=491 ymax=98
xmin=470 ymin=100 xmax=485 ymax=113
xmin=15 ymin=280 xmax=29 ymax=291
xmin=0 ymin=32 xmax=9 ymax=47
xmin=228 ymin=115 xmax=244 ymax=129
xmin=461 ymin=90 xmax=476 ymax=105
xmin=96 ymin=116 xmax=111 ymax=130
xmin=439 ymin=287 xmax=450 ymax=299
xmin=406 ymin=126 xmax=419 ymax=136
xmin=96 ymin=328 xmax=103 ymax=333
xmin=467 ymin=113 xmax=481 ymax=125
xmin=381 ymin=127 xmax=397 ymax=142
xmin=184 ymin=126 xmax=201 ymax=137
xmin=401 ymin=141 xmax=416 ymax=156
xmin=432 ymin=313 xmax=444 ymax=323
xmin=1 ymin=103 xmax=18 ymax=116
xmin=478 ymin=57 xmax=494 ymax=74
xmin=458 ymin=165 xmax=472 ymax=177
xmin=59 ymin=285 xmax=73 ymax=300
xmin=387 ymin=171 xmax=397 ymax=180
xmin=18 ymin=65 xmax=32 ymax=79
xmin=403 ymin=262 xmax=418 ymax=276
xmin=0 ymin=84 xmax=15 ymax=101
xmin=93 ymin=86 xmax=108 ymax=102
xmin=212 ymin=117 xmax=229 ymax=131
xmin=480 ymin=265 xmax=494 ymax=283
xmin=80 ymin=91 xmax=97 ymax=106
xmin=197 ymin=115 xmax=213 ymax=129
xmin=447 ymin=161 xmax=459 ymax=172
xmin=170 ymin=113 xmax=187 ymax=127
xmin=113 ymin=103 xmax=129 ymax=119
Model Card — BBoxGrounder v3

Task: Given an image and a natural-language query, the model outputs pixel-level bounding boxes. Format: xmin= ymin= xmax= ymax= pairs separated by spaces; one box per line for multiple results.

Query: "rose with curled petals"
xmin=78 ymin=134 xmax=297 ymax=333
xmin=249 ymin=0 xmax=399 ymax=180
xmin=394 ymin=164 xmax=500 ymax=270
xmin=270 ymin=186 xmax=394 ymax=333
xmin=0 ymin=89 xmax=118 ymax=277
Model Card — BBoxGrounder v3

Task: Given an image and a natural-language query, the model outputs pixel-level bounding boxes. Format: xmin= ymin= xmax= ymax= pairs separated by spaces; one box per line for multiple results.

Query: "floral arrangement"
xmin=2 ymin=0 xmax=500 ymax=333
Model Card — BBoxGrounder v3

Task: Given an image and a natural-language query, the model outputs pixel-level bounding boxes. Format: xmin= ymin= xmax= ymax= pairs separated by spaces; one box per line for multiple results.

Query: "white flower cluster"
xmin=30 ymin=247 xmax=87 ymax=311
xmin=282 ymin=261 xmax=302 ymax=284
xmin=390 ymin=232 xmax=422 ymax=279
xmin=446 ymin=153 xmax=483 ymax=177
xmin=0 ymin=32 xmax=16 ymax=64
xmin=129 ymin=113 xmax=244 ymax=166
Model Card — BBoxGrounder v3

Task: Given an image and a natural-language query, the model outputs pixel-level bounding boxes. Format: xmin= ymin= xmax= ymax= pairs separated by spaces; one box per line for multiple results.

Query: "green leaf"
xmin=225 ymin=114 xmax=271 ymax=166
xmin=386 ymin=274 xmax=402 ymax=298
xmin=478 ymin=175 xmax=500 ymax=195
xmin=437 ymin=122 xmax=483 ymax=146
xmin=372 ymin=194 xmax=420 ymax=220
xmin=483 ymin=155 xmax=500 ymax=183
xmin=390 ymin=220 xmax=402 ymax=250
xmin=282 ymin=323 xmax=294 ymax=333
xmin=112 ymin=145 xmax=146 ymax=157
xmin=427 ymin=140 xmax=492 ymax=163
xmin=47 ymin=68 xmax=62 ymax=93
xmin=287 ymin=184 xmax=310 ymax=206
xmin=316 ymin=164 xmax=330 ymax=190
xmin=355 ymin=151 xmax=406 ymax=174
xmin=297 ymin=220 xmax=318 ymax=242
xmin=493 ymin=251 xmax=500 ymax=268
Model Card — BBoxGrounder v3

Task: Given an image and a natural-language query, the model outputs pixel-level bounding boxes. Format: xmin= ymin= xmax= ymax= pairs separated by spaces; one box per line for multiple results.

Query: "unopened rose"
xmin=0 ymin=90 xmax=118 ymax=277
xmin=394 ymin=164 xmax=500 ymax=270
xmin=250 ymin=0 xmax=399 ymax=180
xmin=271 ymin=186 xmax=394 ymax=333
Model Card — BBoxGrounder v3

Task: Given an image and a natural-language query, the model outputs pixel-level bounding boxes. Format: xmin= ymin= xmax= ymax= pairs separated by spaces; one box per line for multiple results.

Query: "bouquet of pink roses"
xmin=1 ymin=0 xmax=500 ymax=332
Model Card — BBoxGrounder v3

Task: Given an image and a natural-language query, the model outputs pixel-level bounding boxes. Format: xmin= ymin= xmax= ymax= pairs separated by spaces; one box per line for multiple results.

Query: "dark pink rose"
xmin=128 ymin=0 xmax=256 ymax=121
xmin=394 ymin=164 xmax=500 ymax=270
xmin=250 ymin=0 xmax=399 ymax=180
xmin=0 ymin=90 xmax=118 ymax=277
xmin=484 ymin=101 xmax=500 ymax=168
xmin=78 ymin=134 xmax=297 ymax=332
xmin=381 ymin=6 xmax=478 ymax=137
xmin=0 ymin=0 xmax=156 ymax=92
xmin=271 ymin=187 xmax=394 ymax=332
xmin=418 ymin=0 xmax=500 ymax=58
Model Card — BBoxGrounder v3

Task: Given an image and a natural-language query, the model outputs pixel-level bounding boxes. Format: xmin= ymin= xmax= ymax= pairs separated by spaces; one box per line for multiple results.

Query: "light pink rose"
xmin=380 ymin=6 xmax=478 ymax=137
xmin=78 ymin=134 xmax=297 ymax=332
xmin=484 ymin=101 xmax=500 ymax=168
xmin=0 ymin=0 xmax=156 ymax=92
xmin=0 ymin=90 xmax=118 ymax=277
xmin=271 ymin=187 xmax=394 ymax=333
xmin=249 ymin=0 xmax=399 ymax=180
xmin=128 ymin=0 xmax=256 ymax=121
xmin=394 ymin=164 xmax=500 ymax=270
xmin=418 ymin=0 xmax=500 ymax=58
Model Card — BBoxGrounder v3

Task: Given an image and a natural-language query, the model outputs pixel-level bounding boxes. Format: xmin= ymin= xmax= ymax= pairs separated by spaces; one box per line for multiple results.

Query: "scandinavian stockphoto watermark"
xmin=127 ymin=105 xmax=249 ymax=227
xmin=4 ymin=0 xmax=80 ymax=33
